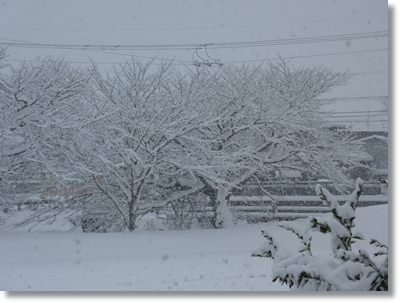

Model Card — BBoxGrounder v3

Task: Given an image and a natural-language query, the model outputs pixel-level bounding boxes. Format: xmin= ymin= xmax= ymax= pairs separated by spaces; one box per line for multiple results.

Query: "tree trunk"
xmin=200 ymin=179 xmax=219 ymax=228
xmin=215 ymin=187 xmax=234 ymax=228
xmin=128 ymin=198 xmax=136 ymax=232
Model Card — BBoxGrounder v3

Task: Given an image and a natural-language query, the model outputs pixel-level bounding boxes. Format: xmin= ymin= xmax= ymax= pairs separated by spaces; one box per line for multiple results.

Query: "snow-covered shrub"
xmin=161 ymin=195 xmax=212 ymax=230
xmin=135 ymin=212 xmax=166 ymax=231
xmin=252 ymin=178 xmax=388 ymax=291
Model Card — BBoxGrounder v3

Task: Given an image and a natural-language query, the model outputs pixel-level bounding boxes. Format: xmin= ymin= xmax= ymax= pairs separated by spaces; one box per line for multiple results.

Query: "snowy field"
xmin=0 ymin=204 xmax=388 ymax=291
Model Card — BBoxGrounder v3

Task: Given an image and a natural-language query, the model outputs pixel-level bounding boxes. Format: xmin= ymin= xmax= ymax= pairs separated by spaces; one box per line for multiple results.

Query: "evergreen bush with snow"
xmin=252 ymin=178 xmax=388 ymax=291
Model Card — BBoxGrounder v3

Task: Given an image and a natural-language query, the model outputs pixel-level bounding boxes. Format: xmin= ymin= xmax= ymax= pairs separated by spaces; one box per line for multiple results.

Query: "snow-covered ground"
xmin=0 ymin=204 xmax=388 ymax=291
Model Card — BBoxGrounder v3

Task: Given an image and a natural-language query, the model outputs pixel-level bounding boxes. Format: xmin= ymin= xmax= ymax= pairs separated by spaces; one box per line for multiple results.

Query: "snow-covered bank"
xmin=0 ymin=205 xmax=388 ymax=291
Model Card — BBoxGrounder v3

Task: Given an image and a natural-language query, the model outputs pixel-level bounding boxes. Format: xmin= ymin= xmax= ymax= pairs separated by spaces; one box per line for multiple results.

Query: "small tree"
xmin=252 ymin=178 xmax=388 ymax=291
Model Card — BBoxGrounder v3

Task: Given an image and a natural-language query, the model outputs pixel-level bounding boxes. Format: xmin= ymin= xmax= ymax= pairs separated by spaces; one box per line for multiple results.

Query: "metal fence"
xmin=228 ymin=195 xmax=389 ymax=221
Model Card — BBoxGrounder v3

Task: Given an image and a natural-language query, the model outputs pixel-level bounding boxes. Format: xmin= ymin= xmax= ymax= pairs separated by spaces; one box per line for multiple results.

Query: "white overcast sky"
xmin=0 ymin=0 xmax=390 ymax=129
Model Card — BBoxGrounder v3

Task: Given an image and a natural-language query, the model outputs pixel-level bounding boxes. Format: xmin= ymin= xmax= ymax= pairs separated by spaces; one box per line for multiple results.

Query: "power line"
xmin=221 ymin=48 xmax=387 ymax=64
xmin=1 ymin=38 xmax=388 ymax=68
xmin=3 ymin=47 xmax=388 ymax=66
xmin=0 ymin=31 xmax=388 ymax=51
xmin=0 ymin=31 xmax=387 ymax=69
xmin=3 ymin=57 xmax=389 ymax=77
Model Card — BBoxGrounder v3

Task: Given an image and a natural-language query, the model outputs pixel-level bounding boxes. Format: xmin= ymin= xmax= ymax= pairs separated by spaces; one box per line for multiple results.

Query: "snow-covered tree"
xmin=2 ymin=55 xmax=364 ymax=231
xmin=182 ymin=60 xmax=362 ymax=227
xmin=40 ymin=59 xmax=225 ymax=232
xmin=0 ymin=55 xmax=90 ymax=212
xmin=252 ymin=178 xmax=388 ymax=291
xmin=0 ymin=46 xmax=9 ymax=211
